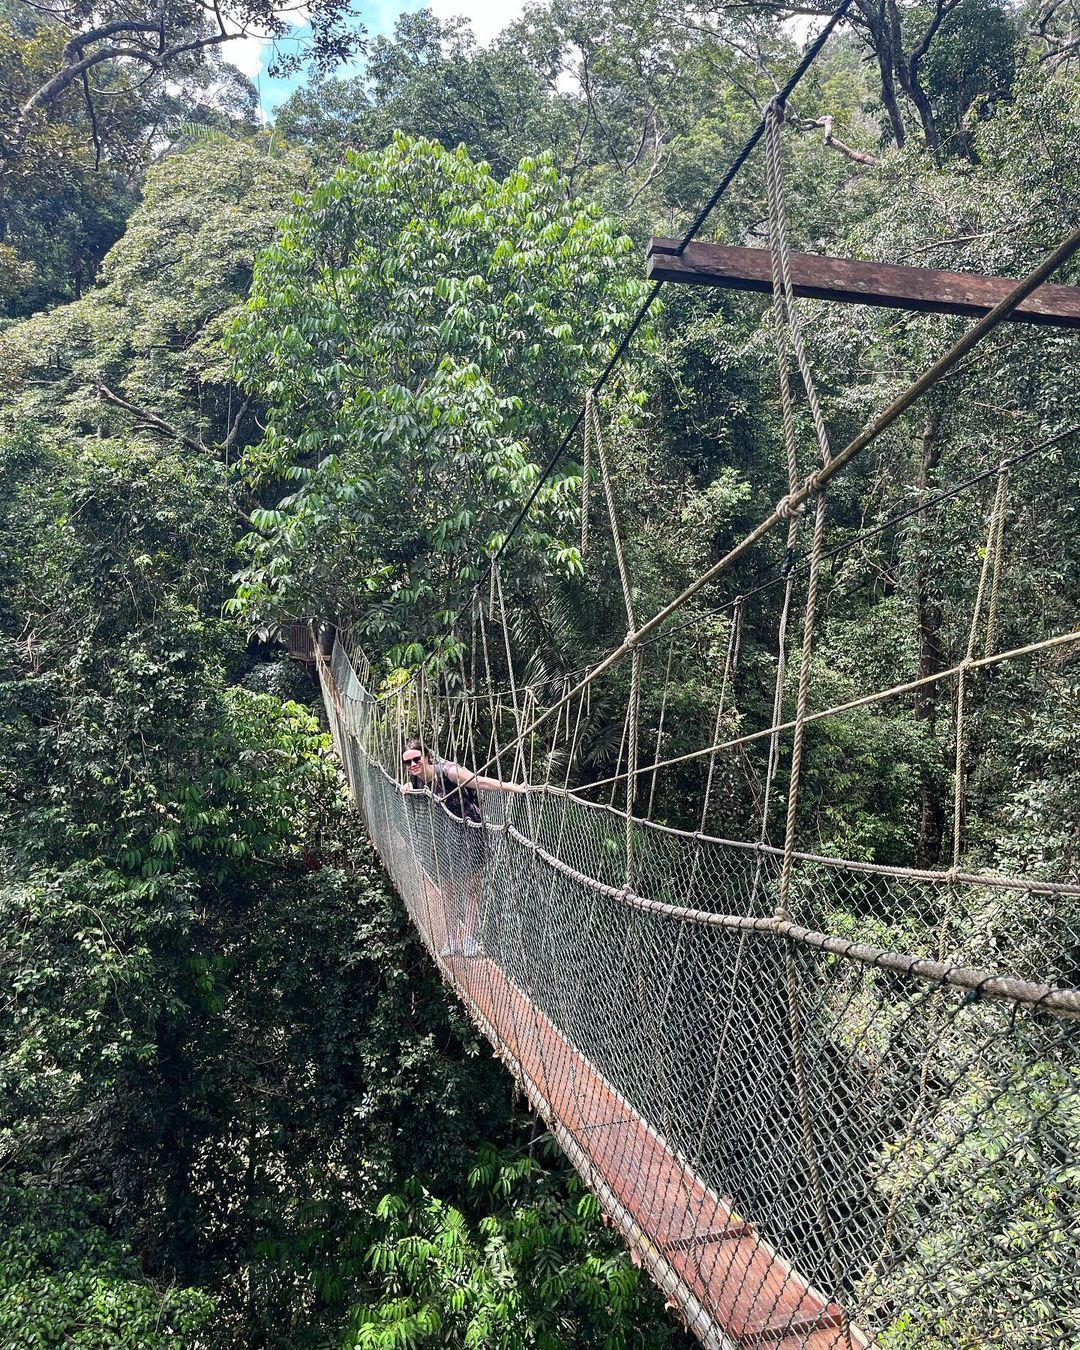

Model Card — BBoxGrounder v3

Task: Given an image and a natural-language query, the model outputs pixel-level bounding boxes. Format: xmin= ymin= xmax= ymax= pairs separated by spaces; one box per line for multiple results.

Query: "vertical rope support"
xmin=984 ymin=466 xmax=1010 ymax=658
xmin=646 ymin=629 xmax=677 ymax=819
xmin=493 ymin=562 xmax=525 ymax=781
xmin=766 ymin=97 xmax=845 ymax=1317
xmin=625 ymin=643 xmax=642 ymax=887
xmin=581 ymin=389 xmax=594 ymax=560
xmin=588 ymin=391 xmax=641 ymax=887
xmin=777 ymin=489 xmax=827 ymax=914
xmin=765 ymin=100 xmax=803 ymax=563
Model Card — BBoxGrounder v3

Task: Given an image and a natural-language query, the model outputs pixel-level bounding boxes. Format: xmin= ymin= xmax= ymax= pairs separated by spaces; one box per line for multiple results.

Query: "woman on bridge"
xmin=400 ymin=740 xmax=528 ymax=957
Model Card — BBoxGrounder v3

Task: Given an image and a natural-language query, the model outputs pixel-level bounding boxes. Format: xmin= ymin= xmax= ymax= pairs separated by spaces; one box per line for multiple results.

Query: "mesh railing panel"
xmin=319 ymin=644 xmax=1080 ymax=1350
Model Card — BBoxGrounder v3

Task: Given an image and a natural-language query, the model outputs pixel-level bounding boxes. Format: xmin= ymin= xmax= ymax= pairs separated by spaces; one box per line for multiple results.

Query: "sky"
xmin=227 ymin=0 xmax=526 ymax=121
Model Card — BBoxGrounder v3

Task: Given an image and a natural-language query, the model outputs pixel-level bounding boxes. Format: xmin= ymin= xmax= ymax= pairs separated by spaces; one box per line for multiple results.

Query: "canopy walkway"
xmin=314 ymin=615 xmax=1079 ymax=1347
xmin=300 ymin=15 xmax=1080 ymax=1344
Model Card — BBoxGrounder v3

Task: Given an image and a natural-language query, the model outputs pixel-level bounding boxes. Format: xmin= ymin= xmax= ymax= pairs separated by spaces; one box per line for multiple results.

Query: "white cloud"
xmin=425 ymin=0 xmax=524 ymax=46
xmin=227 ymin=32 xmax=272 ymax=79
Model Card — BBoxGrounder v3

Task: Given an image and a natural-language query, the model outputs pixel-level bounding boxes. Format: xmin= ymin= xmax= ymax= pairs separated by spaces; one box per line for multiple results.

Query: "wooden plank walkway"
xmin=396 ymin=858 xmax=870 ymax=1350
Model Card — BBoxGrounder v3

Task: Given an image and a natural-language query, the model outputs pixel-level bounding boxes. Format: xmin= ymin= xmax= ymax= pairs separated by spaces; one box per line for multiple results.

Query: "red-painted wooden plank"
xmin=646 ymin=237 xmax=1080 ymax=328
xmin=404 ymin=859 xmax=872 ymax=1348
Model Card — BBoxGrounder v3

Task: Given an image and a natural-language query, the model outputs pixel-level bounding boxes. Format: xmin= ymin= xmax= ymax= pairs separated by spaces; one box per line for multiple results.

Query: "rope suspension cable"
xmin=438 ymin=0 xmax=858 ymax=647
xmin=578 ymin=625 xmax=1080 ymax=795
xmin=472 ymin=223 xmax=1080 ymax=780
xmin=616 ymin=421 xmax=1078 ymax=667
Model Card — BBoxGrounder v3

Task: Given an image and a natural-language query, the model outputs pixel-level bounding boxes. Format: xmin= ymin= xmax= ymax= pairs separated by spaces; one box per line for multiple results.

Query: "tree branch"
xmin=80 ymin=70 xmax=102 ymax=170
xmin=223 ymin=393 xmax=254 ymax=455
xmin=96 ymin=384 xmax=209 ymax=456
xmin=800 ymin=115 xmax=878 ymax=165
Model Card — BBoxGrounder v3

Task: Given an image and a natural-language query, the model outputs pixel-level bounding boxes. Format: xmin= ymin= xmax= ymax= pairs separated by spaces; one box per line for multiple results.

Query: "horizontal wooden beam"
xmin=647 ymin=237 xmax=1080 ymax=328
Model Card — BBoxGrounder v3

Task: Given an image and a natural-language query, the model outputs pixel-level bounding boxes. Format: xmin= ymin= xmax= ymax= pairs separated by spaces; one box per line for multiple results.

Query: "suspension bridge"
xmin=292 ymin=8 xmax=1080 ymax=1344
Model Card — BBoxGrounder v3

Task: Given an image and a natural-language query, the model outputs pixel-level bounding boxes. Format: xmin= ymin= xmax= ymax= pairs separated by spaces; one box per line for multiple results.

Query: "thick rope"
xmin=470 ymin=225 xmax=1080 ymax=781
xmin=645 ymin=629 xmax=677 ymax=819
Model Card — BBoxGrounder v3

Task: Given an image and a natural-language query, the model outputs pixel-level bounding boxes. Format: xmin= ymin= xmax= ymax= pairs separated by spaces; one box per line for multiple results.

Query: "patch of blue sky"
xmin=237 ymin=0 xmax=426 ymax=120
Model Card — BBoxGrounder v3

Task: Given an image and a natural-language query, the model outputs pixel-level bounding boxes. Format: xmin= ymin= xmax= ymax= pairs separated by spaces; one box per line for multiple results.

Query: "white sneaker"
xmin=438 ymin=938 xmax=461 ymax=958
xmin=459 ymin=935 xmax=481 ymax=958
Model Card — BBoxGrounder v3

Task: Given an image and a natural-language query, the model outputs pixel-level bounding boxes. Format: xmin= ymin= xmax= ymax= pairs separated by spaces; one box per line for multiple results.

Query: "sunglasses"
xmin=403 ymin=755 xmax=423 ymax=768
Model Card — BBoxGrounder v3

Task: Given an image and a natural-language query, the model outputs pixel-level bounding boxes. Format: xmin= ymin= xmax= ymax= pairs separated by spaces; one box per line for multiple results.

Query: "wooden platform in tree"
xmin=646 ymin=238 xmax=1080 ymax=328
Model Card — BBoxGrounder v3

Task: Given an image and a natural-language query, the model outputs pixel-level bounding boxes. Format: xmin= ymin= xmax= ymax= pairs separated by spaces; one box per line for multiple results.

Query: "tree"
xmin=0 ymin=137 xmax=306 ymax=456
xmin=278 ymin=10 xmax=571 ymax=179
xmin=0 ymin=1185 xmax=213 ymax=1347
xmin=848 ymin=0 xmax=1020 ymax=160
xmin=347 ymin=1140 xmax=693 ymax=1348
xmin=0 ymin=0 xmax=363 ymax=175
xmin=228 ymin=133 xmax=648 ymax=661
xmin=0 ymin=10 xmax=264 ymax=316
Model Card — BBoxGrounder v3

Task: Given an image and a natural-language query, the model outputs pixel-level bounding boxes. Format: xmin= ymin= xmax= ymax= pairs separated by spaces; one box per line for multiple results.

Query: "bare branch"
xmin=800 ymin=114 xmax=878 ymax=165
xmin=97 ymin=384 xmax=209 ymax=456
xmin=222 ymin=393 xmax=254 ymax=455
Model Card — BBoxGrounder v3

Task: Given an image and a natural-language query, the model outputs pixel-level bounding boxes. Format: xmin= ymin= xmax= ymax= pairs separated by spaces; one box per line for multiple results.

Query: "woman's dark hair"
xmin=404 ymin=737 xmax=432 ymax=758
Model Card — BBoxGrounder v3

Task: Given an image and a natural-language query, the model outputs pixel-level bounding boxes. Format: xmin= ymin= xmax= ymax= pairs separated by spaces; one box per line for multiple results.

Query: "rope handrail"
xmin=548 ymin=788 xmax=1080 ymax=899
xmin=470 ymin=223 xmax=1080 ymax=780
xmin=323 ymin=697 xmax=1080 ymax=901
xmin=496 ymin=817 xmax=1080 ymax=1020
xmin=572 ymin=626 xmax=1080 ymax=794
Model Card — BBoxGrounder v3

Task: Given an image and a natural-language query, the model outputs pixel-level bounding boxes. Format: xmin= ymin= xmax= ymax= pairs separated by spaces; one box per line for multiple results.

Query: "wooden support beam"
xmin=647 ymin=237 xmax=1080 ymax=328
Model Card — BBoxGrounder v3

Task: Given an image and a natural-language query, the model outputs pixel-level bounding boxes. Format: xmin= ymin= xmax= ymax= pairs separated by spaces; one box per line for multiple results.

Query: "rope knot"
xmin=776 ymin=493 xmax=806 ymax=522
xmin=805 ymin=469 xmax=827 ymax=496
xmin=625 ymin=629 xmax=640 ymax=650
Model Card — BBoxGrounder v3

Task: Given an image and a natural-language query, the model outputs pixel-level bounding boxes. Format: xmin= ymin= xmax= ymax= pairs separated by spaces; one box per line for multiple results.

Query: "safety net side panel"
xmin=317 ymin=639 xmax=1079 ymax=1350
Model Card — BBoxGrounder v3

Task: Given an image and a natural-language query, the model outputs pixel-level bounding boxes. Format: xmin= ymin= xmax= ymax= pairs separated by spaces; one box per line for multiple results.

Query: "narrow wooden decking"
xmin=397 ymin=858 xmax=868 ymax=1350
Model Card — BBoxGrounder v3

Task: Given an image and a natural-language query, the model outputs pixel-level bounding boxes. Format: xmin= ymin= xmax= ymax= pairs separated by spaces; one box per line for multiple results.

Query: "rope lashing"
xmin=775 ymin=492 xmax=807 ymax=521
xmin=317 ymin=633 xmax=1080 ymax=1350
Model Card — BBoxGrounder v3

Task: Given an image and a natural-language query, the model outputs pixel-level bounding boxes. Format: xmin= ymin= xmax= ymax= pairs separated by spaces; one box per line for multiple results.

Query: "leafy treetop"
xmin=229 ymin=133 xmax=649 ymax=661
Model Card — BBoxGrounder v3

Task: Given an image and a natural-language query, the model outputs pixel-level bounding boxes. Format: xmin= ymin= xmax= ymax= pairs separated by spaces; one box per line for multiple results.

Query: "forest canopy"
xmin=1 ymin=0 xmax=1078 ymax=1345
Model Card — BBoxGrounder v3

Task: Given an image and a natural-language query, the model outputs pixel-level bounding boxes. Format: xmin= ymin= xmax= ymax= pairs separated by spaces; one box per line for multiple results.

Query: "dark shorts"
xmin=452 ymin=815 xmax=488 ymax=877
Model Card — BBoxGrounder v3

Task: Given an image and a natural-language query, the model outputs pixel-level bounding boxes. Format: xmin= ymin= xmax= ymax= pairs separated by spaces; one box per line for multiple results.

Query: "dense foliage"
xmin=229 ymin=133 xmax=646 ymax=653
xmin=1 ymin=0 xmax=1078 ymax=1344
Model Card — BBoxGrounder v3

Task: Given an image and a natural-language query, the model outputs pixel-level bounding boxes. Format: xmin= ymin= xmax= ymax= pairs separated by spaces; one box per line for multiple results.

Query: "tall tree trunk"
xmin=898 ymin=59 xmax=942 ymax=164
xmin=858 ymin=0 xmax=907 ymax=146
xmin=914 ymin=412 xmax=945 ymax=867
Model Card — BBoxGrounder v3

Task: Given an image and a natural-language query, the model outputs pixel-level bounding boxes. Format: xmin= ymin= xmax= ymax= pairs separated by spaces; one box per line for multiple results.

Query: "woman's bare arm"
xmin=445 ymin=764 xmax=528 ymax=794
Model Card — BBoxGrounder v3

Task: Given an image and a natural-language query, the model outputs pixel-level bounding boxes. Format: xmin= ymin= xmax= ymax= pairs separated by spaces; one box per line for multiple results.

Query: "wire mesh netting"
xmin=317 ymin=636 xmax=1080 ymax=1350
